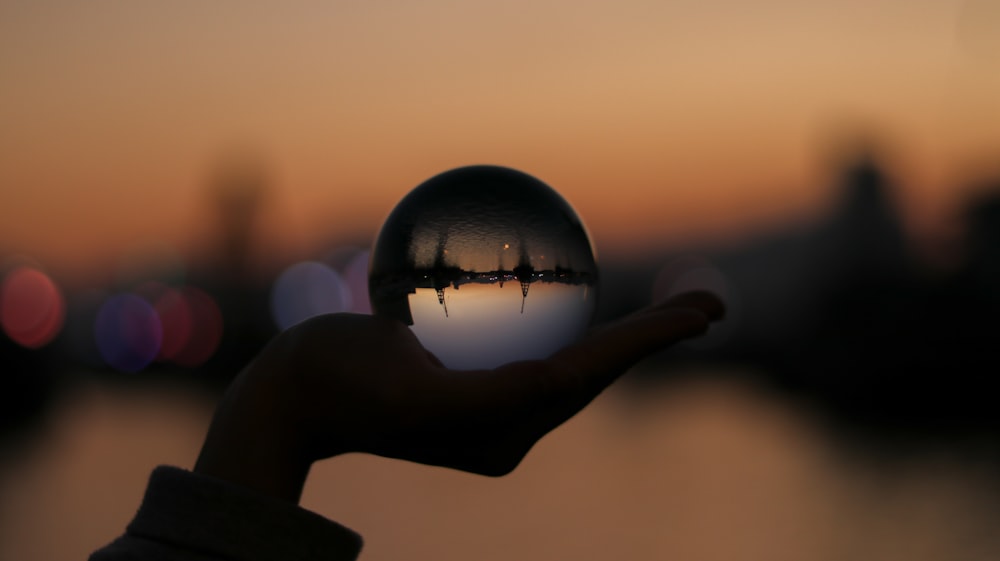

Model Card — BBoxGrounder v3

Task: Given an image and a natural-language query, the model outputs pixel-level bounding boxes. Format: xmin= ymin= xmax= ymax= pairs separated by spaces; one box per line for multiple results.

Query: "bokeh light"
xmin=0 ymin=266 xmax=66 ymax=349
xmin=170 ymin=286 xmax=223 ymax=367
xmin=270 ymin=261 xmax=351 ymax=330
xmin=136 ymin=282 xmax=224 ymax=368
xmin=653 ymin=256 xmax=737 ymax=348
xmin=94 ymin=293 xmax=162 ymax=372
xmin=341 ymin=249 xmax=372 ymax=314
xmin=145 ymin=285 xmax=192 ymax=362
xmin=324 ymin=246 xmax=373 ymax=314
xmin=653 ymin=257 xmax=731 ymax=302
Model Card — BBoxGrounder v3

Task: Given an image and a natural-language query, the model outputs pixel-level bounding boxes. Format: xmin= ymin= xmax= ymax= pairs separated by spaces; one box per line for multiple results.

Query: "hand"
xmin=194 ymin=291 xmax=724 ymax=503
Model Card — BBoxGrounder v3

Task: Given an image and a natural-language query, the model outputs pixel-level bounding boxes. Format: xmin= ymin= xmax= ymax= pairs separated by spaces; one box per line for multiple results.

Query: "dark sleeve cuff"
xmin=115 ymin=465 xmax=362 ymax=561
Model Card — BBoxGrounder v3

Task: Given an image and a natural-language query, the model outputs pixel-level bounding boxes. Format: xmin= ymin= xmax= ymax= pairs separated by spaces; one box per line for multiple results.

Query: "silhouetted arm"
xmin=89 ymin=466 xmax=362 ymax=561
xmin=90 ymin=291 xmax=723 ymax=560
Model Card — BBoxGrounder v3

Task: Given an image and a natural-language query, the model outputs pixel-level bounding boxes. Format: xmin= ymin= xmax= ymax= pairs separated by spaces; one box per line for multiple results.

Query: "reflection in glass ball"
xmin=369 ymin=165 xmax=598 ymax=369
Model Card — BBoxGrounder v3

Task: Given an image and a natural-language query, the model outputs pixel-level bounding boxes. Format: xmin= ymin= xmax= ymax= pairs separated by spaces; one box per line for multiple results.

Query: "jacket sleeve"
xmin=89 ymin=466 xmax=363 ymax=561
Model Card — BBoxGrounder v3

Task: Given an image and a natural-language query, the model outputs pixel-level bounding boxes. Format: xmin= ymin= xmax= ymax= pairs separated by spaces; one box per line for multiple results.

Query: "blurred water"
xmin=2 ymin=371 xmax=999 ymax=561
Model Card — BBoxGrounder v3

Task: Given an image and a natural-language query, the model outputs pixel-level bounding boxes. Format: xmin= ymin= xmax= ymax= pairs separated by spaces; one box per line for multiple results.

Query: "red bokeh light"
xmin=171 ymin=286 xmax=223 ymax=367
xmin=153 ymin=287 xmax=194 ymax=361
xmin=0 ymin=266 xmax=66 ymax=349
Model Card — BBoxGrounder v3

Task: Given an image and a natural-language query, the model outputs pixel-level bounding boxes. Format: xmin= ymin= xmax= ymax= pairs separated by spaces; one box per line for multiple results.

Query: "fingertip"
xmin=663 ymin=290 xmax=726 ymax=321
xmin=668 ymin=307 xmax=712 ymax=339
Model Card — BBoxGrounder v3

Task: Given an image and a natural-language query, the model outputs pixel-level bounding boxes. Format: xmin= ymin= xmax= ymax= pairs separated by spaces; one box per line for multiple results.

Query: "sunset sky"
xmin=2 ymin=5 xmax=1000 ymax=559
xmin=2 ymin=0 xmax=998 ymax=278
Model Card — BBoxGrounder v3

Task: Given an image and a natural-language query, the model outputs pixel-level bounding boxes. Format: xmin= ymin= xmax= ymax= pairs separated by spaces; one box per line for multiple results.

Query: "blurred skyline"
xmin=3 ymin=0 xmax=1000 ymax=280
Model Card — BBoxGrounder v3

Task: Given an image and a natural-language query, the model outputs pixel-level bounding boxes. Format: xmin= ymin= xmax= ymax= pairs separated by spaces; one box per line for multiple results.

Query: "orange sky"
xmin=1 ymin=0 xmax=999 ymax=278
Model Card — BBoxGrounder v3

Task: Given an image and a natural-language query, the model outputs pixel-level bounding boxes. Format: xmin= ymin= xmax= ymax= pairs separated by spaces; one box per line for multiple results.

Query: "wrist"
xmin=194 ymin=358 xmax=313 ymax=504
xmin=194 ymin=416 xmax=312 ymax=504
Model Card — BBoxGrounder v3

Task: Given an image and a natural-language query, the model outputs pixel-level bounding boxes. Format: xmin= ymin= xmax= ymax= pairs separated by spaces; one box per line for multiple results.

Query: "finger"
xmin=592 ymin=291 xmax=724 ymax=336
xmin=657 ymin=290 xmax=726 ymax=321
xmin=558 ymin=290 xmax=722 ymax=385
xmin=553 ymin=306 xmax=710 ymax=380
xmin=510 ymin=303 xmax=717 ymax=439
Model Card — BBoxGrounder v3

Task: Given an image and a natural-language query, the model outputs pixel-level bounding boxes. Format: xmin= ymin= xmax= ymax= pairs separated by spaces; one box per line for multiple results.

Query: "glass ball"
xmin=369 ymin=165 xmax=598 ymax=369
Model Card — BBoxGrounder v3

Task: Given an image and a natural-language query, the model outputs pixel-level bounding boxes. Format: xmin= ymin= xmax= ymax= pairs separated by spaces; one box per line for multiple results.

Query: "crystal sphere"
xmin=369 ymin=165 xmax=598 ymax=369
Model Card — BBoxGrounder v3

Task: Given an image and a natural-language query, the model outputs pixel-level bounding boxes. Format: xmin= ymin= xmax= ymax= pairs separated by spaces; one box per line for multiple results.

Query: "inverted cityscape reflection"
xmin=370 ymin=165 xmax=598 ymax=369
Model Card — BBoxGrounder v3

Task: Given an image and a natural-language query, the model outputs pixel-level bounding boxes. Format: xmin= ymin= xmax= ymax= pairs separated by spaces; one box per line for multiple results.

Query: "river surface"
xmin=2 ymin=371 xmax=998 ymax=561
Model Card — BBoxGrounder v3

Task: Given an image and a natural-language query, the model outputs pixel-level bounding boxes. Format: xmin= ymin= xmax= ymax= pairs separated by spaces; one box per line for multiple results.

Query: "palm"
xmin=195 ymin=291 xmax=723 ymax=502
xmin=280 ymin=291 xmax=722 ymax=475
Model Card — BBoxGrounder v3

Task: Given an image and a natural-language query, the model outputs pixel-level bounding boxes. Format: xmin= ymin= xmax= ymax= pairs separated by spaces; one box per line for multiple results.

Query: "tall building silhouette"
xmin=513 ymin=241 xmax=534 ymax=313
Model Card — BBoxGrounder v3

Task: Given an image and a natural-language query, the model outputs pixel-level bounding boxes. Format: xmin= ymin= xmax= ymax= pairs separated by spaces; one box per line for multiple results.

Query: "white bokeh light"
xmin=271 ymin=261 xmax=352 ymax=330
